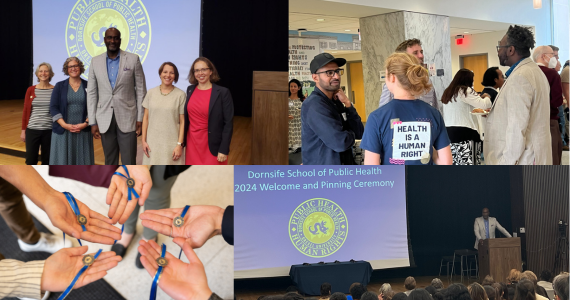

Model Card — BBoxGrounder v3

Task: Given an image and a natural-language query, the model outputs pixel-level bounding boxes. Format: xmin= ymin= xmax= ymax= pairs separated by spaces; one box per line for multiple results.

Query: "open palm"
xmin=140 ymin=206 xmax=224 ymax=248
xmin=41 ymin=246 xmax=122 ymax=292
xmin=43 ymin=192 xmax=122 ymax=245
xmin=106 ymin=165 xmax=152 ymax=224
xmin=138 ymin=240 xmax=212 ymax=300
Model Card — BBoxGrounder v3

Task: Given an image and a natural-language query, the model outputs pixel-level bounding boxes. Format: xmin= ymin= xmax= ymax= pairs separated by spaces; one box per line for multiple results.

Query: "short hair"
xmin=405 ymin=276 xmax=417 ymax=290
xmin=553 ymin=273 xmax=569 ymax=300
xmin=482 ymin=275 xmax=496 ymax=286
xmin=445 ymin=284 xmax=472 ymax=300
xmin=521 ymin=271 xmax=538 ymax=284
xmin=285 ymin=286 xmax=298 ymax=293
xmin=362 ymin=292 xmax=379 ymax=300
xmin=507 ymin=269 xmax=522 ymax=283
xmin=431 ymin=278 xmax=444 ymax=289
xmin=380 ymin=283 xmax=394 ymax=300
xmin=532 ymin=46 xmax=553 ymax=62
xmin=385 ymin=52 xmax=431 ymax=97
xmin=469 ymin=282 xmax=489 ymax=300
xmin=321 ymin=282 xmax=332 ymax=297
xmin=539 ymin=270 xmax=553 ymax=282
xmin=481 ymin=67 xmax=500 ymax=87
xmin=485 ymin=285 xmax=498 ymax=300
xmin=105 ymin=27 xmax=121 ymax=38
xmin=564 ymin=60 xmax=569 ymax=69
xmin=62 ymin=57 xmax=85 ymax=76
xmin=505 ymin=25 xmax=535 ymax=58
xmin=188 ymin=57 xmax=220 ymax=85
xmin=330 ymin=292 xmax=348 ymax=300
xmin=549 ymin=45 xmax=559 ymax=52
xmin=392 ymin=293 xmax=408 ymax=300
xmin=35 ymin=62 xmax=55 ymax=82
xmin=426 ymin=286 xmax=438 ymax=297
xmin=395 ymin=39 xmax=422 ymax=52
xmin=350 ymin=283 xmax=367 ymax=300
xmin=434 ymin=290 xmax=447 ymax=300
xmin=409 ymin=289 xmax=432 ymax=300
xmin=514 ymin=279 xmax=536 ymax=300
xmin=158 ymin=62 xmax=180 ymax=83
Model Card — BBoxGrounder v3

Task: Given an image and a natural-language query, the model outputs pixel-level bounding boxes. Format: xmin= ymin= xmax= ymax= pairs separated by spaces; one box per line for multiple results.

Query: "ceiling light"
xmin=533 ymin=0 xmax=542 ymax=9
xmin=345 ymin=29 xmax=351 ymax=32
xmin=316 ymin=19 xmax=325 ymax=21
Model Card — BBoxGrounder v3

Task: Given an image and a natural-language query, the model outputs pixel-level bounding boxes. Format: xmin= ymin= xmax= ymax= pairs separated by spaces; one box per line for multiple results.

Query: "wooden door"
xmin=349 ymin=62 xmax=366 ymax=122
xmin=462 ymin=55 xmax=488 ymax=92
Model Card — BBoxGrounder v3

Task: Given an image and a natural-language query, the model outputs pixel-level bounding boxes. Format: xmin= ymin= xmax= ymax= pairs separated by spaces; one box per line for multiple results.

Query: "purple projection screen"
xmin=234 ymin=166 xmax=410 ymax=278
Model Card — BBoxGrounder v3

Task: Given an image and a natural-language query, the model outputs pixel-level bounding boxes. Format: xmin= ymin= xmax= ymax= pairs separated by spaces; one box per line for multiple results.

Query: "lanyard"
xmin=112 ymin=165 xmax=140 ymax=244
xmin=62 ymin=192 xmax=86 ymax=246
xmin=150 ymin=243 xmax=168 ymax=300
xmin=57 ymin=249 xmax=103 ymax=300
xmin=174 ymin=205 xmax=190 ymax=259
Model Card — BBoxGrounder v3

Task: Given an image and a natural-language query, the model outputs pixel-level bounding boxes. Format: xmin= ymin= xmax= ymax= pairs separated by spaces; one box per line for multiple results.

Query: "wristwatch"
xmin=177 ymin=142 xmax=182 ymax=145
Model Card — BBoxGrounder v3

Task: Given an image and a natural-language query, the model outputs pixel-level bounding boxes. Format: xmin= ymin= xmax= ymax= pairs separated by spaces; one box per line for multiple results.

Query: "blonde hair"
xmin=35 ymin=62 xmax=54 ymax=82
xmin=507 ymin=269 xmax=521 ymax=283
xmin=385 ymin=52 xmax=431 ymax=97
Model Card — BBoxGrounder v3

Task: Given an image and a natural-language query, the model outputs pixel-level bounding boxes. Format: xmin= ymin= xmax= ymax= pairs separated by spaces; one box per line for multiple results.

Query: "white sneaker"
xmin=18 ymin=232 xmax=72 ymax=254
xmin=18 ymin=290 xmax=50 ymax=300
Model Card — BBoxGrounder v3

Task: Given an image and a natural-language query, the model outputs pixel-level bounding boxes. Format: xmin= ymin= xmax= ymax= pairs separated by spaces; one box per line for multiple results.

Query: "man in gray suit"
xmin=378 ymin=39 xmax=439 ymax=111
xmin=87 ymin=28 xmax=146 ymax=165
xmin=474 ymin=208 xmax=511 ymax=250
xmin=484 ymin=25 xmax=552 ymax=165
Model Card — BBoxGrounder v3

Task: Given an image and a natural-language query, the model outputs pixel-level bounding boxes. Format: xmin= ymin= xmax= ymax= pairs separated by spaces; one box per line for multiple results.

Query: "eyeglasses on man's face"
xmin=315 ymin=69 xmax=344 ymax=77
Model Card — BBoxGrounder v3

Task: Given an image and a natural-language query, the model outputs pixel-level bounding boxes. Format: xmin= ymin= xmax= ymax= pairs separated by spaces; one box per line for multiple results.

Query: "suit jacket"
xmin=50 ymin=78 xmax=89 ymax=135
xmin=183 ymin=84 xmax=234 ymax=156
xmin=473 ymin=216 xmax=511 ymax=249
xmin=484 ymin=57 xmax=552 ymax=165
xmin=87 ymin=50 xmax=147 ymax=134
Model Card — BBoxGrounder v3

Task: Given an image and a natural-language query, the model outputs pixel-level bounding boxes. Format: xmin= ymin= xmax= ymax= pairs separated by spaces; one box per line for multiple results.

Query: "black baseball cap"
xmin=310 ymin=53 xmax=346 ymax=74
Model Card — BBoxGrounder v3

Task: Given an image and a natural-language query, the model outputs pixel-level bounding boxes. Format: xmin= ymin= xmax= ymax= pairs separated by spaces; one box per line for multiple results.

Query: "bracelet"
xmin=62 ymin=192 xmax=87 ymax=246
xmin=56 ymin=249 xmax=103 ymax=300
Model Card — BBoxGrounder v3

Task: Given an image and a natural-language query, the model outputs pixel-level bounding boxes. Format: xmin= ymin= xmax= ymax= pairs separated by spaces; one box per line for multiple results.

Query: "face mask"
xmin=548 ymin=56 xmax=558 ymax=69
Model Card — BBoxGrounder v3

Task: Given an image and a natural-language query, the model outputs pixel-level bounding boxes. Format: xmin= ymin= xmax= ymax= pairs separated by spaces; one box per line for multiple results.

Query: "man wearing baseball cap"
xmin=301 ymin=53 xmax=364 ymax=165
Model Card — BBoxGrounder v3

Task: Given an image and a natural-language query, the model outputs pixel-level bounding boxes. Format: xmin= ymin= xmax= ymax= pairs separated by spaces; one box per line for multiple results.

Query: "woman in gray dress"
xmin=49 ymin=57 xmax=94 ymax=165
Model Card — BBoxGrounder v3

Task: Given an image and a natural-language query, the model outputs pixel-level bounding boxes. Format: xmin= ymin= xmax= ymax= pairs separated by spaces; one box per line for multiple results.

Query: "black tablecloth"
xmin=289 ymin=261 xmax=373 ymax=295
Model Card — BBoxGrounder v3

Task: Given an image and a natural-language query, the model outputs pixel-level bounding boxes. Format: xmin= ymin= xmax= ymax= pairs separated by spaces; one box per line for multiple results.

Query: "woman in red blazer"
xmin=21 ymin=63 xmax=55 ymax=165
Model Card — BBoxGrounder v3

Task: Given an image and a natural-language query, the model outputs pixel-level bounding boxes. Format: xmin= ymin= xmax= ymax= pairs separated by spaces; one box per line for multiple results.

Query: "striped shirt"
xmin=0 ymin=259 xmax=45 ymax=299
xmin=27 ymin=88 xmax=53 ymax=130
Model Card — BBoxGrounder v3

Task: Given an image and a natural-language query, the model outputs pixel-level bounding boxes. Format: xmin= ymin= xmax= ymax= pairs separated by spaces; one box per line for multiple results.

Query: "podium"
xmin=478 ymin=237 xmax=521 ymax=282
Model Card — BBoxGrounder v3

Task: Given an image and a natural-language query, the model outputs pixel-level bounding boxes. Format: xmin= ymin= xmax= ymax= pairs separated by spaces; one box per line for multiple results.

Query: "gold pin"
xmin=77 ymin=214 xmax=87 ymax=225
xmin=127 ymin=178 xmax=135 ymax=188
xmin=156 ymin=257 xmax=168 ymax=267
xmin=173 ymin=216 xmax=184 ymax=228
xmin=82 ymin=255 xmax=94 ymax=266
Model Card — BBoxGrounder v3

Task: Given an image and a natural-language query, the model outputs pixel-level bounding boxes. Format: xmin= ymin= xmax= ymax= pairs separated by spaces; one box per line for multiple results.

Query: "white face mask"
xmin=547 ymin=55 xmax=558 ymax=69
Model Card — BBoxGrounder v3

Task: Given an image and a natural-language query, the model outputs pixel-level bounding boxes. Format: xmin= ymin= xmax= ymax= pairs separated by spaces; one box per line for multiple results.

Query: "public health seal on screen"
xmin=289 ymin=198 xmax=348 ymax=258
xmin=66 ymin=0 xmax=152 ymax=80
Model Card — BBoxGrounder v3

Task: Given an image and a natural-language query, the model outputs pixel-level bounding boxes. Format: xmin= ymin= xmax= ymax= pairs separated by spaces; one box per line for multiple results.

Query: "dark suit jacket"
xmin=183 ymin=84 xmax=234 ymax=156
xmin=50 ymin=78 xmax=89 ymax=135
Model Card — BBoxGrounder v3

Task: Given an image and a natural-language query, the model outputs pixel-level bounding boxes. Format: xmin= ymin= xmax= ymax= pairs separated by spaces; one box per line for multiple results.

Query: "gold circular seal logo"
xmin=156 ymin=257 xmax=168 ymax=267
xmin=173 ymin=216 xmax=184 ymax=228
xmin=65 ymin=0 xmax=152 ymax=80
xmin=289 ymin=198 xmax=348 ymax=258
xmin=82 ymin=255 xmax=94 ymax=266
xmin=77 ymin=214 xmax=87 ymax=225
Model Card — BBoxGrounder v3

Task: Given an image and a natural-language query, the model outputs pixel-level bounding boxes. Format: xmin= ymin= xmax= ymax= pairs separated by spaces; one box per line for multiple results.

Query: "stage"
xmin=0 ymin=99 xmax=252 ymax=165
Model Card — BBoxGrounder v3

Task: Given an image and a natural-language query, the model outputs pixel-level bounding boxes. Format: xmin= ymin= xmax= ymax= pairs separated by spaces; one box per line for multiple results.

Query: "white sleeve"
xmin=462 ymin=88 xmax=492 ymax=109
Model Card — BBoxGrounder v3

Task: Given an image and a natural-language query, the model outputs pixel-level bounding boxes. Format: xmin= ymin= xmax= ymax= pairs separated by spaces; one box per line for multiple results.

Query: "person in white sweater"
xmin=441 ymin=69 xmax=492 ymax=165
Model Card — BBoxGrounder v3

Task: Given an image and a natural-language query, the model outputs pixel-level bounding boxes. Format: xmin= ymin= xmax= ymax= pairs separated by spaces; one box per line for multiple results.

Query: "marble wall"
xmin=360 ymin=11 xmax=452 ymax=117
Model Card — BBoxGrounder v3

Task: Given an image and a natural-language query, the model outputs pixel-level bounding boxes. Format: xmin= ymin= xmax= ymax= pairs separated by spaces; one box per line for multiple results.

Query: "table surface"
xmin=289 ymin=261 xmax=373 ymax=295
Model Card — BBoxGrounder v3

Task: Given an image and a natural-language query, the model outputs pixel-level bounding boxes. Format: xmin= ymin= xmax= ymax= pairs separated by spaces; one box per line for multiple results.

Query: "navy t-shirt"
xmin=361 ymin=99 xmax=450 ymax=165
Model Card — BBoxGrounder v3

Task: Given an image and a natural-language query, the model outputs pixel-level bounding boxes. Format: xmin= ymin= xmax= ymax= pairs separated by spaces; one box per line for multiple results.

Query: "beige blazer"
xmin=484 ymin=57 xmax=552 ymax=165
xmin=474 ymin=216 xmax=512 ymax=249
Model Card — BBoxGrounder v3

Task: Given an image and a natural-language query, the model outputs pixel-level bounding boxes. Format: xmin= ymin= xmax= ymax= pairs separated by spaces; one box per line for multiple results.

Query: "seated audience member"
xmin=485 ymin=285 xmax=498 ymax=300
xmin=434 ymin=289 xmax=447 ymax=300
xmin=284 ymin=292 xmax=304 ymax=300
xmin=470 ymin=282 xmax=489 ymax=300
xmin=537 ymin=270 xmax=554 ymax=300
xmin=321 ymin=282 xmax=332 ymax=300
xmin=492 ymin=283 xmax=505 ymax=300
xmin=410 ymin=289 xmax=433 ymax=300
xmin=483 ymin=275 xmax=496 ymax=286
xmin=405 ymin=276 xmax=418 ymax=296
xmin=446 ymin=284 xmax=472 ymax=300
xmin=347 ymin=283 xmax=361 ymax=300
xmin=553 ymin=273 xmax=568 ymax=300
xmin=286 ymin=286 xmax=299 ymax=294
xmin=379 ymin=283 xmax=395 ymax=300
xmin=481 ymin=67 xmax=505 ymax=103
xmin=509 ymin=287 xmax=516 ymax=300
xmin=392 ymin=293 xmax=408 ymax=300
xmin=362 ymin=292 xmax=379 ymax=300
xmin=426 ymin=286 xmax=438 ymax=297
xmin=521 ymin=271 xmax=549 ymax=300
xmin=499 ymin=283 xmax=509 ymax=300
xmin=514 ymin=279 xmax=537 ymax=300
xmin=331 ymin=292 xmax=349 ymax=300
xmin=350 ymin=283 xmax=367 ymax=300
xmin=432 ymin=278 xmax=445 ymax=289
xmin=507 ymin=269 xmax=522 ymax=286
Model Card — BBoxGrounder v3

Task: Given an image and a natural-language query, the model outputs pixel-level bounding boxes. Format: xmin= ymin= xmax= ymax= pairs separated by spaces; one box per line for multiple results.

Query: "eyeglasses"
xmin=496 ymin=45 xmax=512 ymax=52
xmin=194 ymin=68 xmax=210 ymax=74
xmin=315 ymin=69 xmax=344 ymax=77
xmin=67 ymin=65 xmax=80 ymax=70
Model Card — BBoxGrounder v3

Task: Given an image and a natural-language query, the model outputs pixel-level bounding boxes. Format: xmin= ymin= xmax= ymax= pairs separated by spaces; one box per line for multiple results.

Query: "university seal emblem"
xmin=289 ymin=198 xmax=348 ymax=258
xmin=65 ymin=0 xmax=152 ymax=79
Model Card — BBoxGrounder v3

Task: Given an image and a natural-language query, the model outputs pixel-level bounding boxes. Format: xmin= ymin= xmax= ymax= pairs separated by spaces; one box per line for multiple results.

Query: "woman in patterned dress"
xmin=49 ymin=57 xmax=94 ymax=165
xmin=288 ymin=79 xmax=305 ymax=153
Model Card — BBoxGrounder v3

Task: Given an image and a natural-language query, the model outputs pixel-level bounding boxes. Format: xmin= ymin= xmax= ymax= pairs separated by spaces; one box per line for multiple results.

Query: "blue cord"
xmin=112 ymin=165 xmax=139 ymax=244
xmin=177 ymin=205 xmax=190 ymax=259
xmin=57 ymin=249 xmax=103 ymax=300
xmin=62 ymin=192 xmax=86 ymax=246
xmin=150 ymin=243 xmax=167 ymax=300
